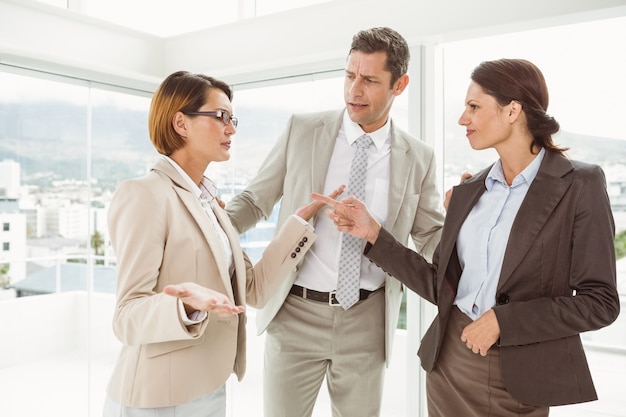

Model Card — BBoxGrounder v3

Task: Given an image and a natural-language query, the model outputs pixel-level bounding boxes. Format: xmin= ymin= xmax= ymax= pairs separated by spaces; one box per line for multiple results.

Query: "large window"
xmin=0 ymin=69 xmax=151 ymax=416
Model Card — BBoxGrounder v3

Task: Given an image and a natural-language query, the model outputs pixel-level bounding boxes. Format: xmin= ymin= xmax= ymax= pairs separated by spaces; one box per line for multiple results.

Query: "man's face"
xmin=344 ymin=51 xmax=408 ymax=133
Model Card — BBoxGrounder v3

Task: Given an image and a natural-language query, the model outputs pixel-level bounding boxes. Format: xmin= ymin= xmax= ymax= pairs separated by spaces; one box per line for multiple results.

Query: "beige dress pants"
xmin=263 ymin=288 xmax=386 ymax=417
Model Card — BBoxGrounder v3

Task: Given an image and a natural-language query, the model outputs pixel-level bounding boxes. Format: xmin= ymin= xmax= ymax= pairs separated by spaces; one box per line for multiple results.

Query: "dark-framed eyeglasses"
xmin=183 ymin=109 xmax=238 ymax=127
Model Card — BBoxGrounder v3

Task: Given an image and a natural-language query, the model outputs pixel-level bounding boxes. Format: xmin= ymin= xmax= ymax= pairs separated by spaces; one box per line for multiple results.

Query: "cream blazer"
xmin=226 ymin=110 xmax=444 ymax=364
xmin=106 ymin=159 xmax=316 ymax=408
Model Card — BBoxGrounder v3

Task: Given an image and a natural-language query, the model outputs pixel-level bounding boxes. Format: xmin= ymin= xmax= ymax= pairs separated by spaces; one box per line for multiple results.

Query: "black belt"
xmin=289 ymin=284 xmax=381 ymax=306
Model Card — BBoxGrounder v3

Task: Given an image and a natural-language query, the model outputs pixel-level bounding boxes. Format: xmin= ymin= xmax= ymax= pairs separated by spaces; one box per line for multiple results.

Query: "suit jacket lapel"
xmin=387 ymin=124 xmax=411 ymax=231
xmin=498 ymin=152 xmax=574 ymax=288
xmin=212 ymin=202 xmax=244 ymax=302
xmin=440 ymin=169 xmax=489 ymax=291
xmin=312 ymin=111 xmax=343 ymax=195
xmin=153 ymin=159 xmax=235 ymax=300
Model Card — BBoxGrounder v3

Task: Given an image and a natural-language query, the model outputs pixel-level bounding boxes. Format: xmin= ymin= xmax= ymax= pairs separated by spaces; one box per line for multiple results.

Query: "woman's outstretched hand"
xmin=164 ymin=282 xmax=245 ymax=317
xmin=311 ymin=193 xmax=381 ymax=244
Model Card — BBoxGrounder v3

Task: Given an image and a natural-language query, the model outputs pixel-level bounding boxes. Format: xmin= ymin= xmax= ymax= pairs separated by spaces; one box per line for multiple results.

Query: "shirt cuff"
xmin=292 ymin=214 xmax=315 ymax=231
xmin=177 ymin=298 xmax=208 ymax=325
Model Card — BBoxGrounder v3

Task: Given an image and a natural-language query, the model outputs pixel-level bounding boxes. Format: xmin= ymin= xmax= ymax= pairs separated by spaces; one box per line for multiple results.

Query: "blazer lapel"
xmin=211 ymin=201 xmax=244 ymax=302
xmin=386 ymin=124 xmax=411 ymax=230
xmin=439 ymin=169 xmax=488 ymax=291
xmin=311 ymin=111 xmax=343 ymax=195
xmin=498 ymin=152 xmax=575 ymax=288
xmin=153 ymin=160 xmax=235 ymax=300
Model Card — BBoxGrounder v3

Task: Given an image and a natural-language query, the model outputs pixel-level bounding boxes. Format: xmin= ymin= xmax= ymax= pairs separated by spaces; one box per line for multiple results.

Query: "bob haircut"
xmin=148 ymin=71 xmax=233 ymax=155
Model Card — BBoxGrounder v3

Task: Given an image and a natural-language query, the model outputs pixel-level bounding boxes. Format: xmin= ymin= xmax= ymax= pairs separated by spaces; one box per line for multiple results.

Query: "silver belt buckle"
xmin=328 ymin=290 xmax=340 ymax=306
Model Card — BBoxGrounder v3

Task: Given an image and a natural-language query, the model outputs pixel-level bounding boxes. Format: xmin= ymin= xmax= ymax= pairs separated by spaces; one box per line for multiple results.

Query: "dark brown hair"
xmin=471 ymin=59 xmax=566 ymax=154
xmin=148 ymin=71 xmax=233 ymax=155
xmin=350 ymin=27 xmax=410 ymax=87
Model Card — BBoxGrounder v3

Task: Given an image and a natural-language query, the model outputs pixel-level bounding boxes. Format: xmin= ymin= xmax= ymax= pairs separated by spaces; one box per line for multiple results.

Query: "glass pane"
xmin=0 ymin=71 xmax=153 ymax=417
xmin=0 ymin=71 xmax=92 ymax=416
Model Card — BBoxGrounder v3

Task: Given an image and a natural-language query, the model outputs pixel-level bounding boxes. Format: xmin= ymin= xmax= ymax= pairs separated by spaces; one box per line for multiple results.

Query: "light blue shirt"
xmin=455 ymin=148 xmax=545 ymax=320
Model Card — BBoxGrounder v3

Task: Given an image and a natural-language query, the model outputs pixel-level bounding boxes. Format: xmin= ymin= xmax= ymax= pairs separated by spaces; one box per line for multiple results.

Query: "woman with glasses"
xmin=103 ymin=71 xmax=337 ymax=417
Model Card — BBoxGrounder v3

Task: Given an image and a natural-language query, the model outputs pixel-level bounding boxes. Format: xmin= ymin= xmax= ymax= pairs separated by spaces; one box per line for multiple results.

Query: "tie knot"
xmin=356 ymin=135 xmax=373 ymax=149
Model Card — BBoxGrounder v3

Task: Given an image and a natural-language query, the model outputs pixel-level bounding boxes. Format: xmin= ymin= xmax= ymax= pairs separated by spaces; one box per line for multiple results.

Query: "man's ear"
xmin=393 ymin=74 xmax=409 ymax=96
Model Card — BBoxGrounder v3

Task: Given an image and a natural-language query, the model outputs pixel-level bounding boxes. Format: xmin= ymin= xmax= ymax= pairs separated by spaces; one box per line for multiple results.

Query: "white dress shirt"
xmin=295 ymin=110 xmax=391 ymax=292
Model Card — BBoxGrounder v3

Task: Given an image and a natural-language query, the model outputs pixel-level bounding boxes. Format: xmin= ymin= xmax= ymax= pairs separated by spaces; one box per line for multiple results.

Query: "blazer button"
xmin=299 ymin=241 xmax=305 ymax=247
xmin=291 ymin=253 xmax=297 ymax=258
xmin=295 ymin=247 xmax=301 ymax=253
xmin=497 ymin=293 xmax=510 ymax=305
xmin=302 ymin=237 xmax=308 ymax=242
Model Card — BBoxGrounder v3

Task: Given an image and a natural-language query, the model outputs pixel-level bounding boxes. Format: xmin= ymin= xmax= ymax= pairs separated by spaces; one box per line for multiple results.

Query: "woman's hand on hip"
xmin=460 ymin=309 xmax=501 ymax=356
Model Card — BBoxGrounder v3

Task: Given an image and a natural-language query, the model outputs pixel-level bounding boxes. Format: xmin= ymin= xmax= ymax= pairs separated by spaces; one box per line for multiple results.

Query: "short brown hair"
xmin=148 ymin=71 xmax=233 ymax=155
xmin=349 ymin=27 xmax=410 ymax=87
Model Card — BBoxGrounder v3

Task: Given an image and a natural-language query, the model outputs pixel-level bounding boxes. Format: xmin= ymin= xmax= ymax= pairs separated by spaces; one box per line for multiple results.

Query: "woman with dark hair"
xmin=103 ymin=71 xmax=339 ymax=417
xmin=315 ymin=58 xmax=620 ymax=416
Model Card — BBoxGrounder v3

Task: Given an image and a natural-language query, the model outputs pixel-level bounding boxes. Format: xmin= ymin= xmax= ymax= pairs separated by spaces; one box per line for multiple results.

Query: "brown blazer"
xmin=365 ymin=150 xmax=620 ymax=406
xmin=106 ymin=159 xmax=316 ymax=408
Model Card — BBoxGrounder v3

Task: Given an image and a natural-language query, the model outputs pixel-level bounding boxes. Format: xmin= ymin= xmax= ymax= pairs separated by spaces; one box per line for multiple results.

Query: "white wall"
xmin=0 ymin=0 xmax=163 ymax=92
xmin=166 ymin=0 xmax=626 ymax=84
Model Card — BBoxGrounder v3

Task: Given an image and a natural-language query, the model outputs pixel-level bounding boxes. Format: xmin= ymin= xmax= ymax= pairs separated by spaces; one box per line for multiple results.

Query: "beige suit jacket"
xmin=226 ymin=110 xmax=444 ymax=364
xmin=365 ymin=151 xmax=620 ymax=406
xmin=106 ymin=159 xmax=316 ymax=408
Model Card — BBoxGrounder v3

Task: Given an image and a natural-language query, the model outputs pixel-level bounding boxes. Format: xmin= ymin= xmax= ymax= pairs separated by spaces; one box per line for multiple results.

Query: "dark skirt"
xmin=426 ymin=306 xmax=549 ymax=417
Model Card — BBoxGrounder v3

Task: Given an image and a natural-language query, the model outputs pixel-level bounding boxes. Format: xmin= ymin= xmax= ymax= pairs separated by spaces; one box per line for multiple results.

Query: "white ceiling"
xmin=35 ymin=0 xmax=331 ymax=37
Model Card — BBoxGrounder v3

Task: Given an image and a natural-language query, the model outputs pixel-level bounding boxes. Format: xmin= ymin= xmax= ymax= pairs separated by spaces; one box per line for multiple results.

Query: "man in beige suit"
xmin=104 ymin=71 xmax=333 ymax=417
xmin=226 ymin=27 xmax=444 ymax=416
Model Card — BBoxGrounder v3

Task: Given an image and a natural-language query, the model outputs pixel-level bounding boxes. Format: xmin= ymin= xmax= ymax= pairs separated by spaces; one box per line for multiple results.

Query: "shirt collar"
xmin=485 ymin=147 xmax=546 ymax=190
xmin=342 ymin=109 xmax=391 ymax=150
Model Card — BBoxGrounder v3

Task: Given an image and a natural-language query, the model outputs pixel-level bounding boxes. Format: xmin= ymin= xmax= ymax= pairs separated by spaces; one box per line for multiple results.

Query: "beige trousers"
xmin=263 ymin=288 xmax=386 ymax=417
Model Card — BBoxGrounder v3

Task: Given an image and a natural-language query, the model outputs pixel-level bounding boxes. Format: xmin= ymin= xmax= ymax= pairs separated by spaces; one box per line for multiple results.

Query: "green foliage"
xmin=0 ymin=263 xmax=10 ymax=287
xmin=616 ymin=229 xmax=626 ymax=260
xmin=91 ymin=230 xmax=104 ymax=256
xmin=397 ymin=291 xmax=407 ymax=330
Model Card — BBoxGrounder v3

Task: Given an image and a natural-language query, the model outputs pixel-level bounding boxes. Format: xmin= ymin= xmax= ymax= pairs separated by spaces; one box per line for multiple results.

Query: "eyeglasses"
xmin=183 ymin=110 xmax=238 ymax=128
